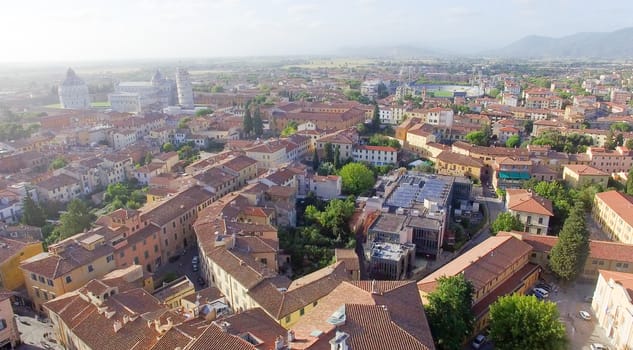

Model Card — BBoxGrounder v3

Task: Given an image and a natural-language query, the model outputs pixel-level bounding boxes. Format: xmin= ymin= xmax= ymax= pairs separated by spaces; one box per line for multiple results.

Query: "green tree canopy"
xmin=371 ymin=104 xmax=381 ymax=131
xmin=426 ymin=274 xmax=475 ymax=350
xmin=627 ymin=167 xmax=633 ymax=195
xmin=333 ymin=146 xmax=341 ymax=169
xmin=491 ymin=212 xmax=523 ymax=235
xmin=281 ymin=120 xmax=298 ymax=137
xmin=465 ymin=131 xmax=488 ymax=146
xmin=505 ymin=135 xmax=521 ymax=148
xmin=324 ymin=142 xmax=334 ymax=163
xmin=51 ymin=199 xmax=94 ymax=242
xmin=368 ymin=134 xmax=401 ymax=149
xmin=549 ymin=202 xmax=590 ymax=281
xmin=252 ymin=107 xmax=263 ymax=136
xmin=312 ymin=149 xmax=319 ymax=171
xmin=317 ymin=162 xmax=336 ymax=176
xmin=21 ymin=195 xmax=46 ymax=227
xmin=195 ymin=108 xmax=214 ymax=116
xmin=243 ymin=107 xmax=253 ymax=136
xmin=304 ymin=197 xmax=355 ymax=231
xmin=489 ymin=294 xmax=567 ymax=350
xmin=339 ymin=162 xmax=375 ymax=195
xmin=161 ymin=142 xmax=174 ymax=152
xmin=49 ymin=157 xmax=67 ymax=170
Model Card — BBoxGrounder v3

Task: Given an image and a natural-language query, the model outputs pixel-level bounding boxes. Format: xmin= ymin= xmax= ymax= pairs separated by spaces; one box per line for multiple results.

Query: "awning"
xmin=498 ymin=171 xmax=531 ymax=180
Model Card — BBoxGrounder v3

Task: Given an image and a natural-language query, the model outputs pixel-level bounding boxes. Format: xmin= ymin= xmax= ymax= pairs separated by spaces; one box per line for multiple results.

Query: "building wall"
xmin=509 ymin=211 xmax=550 ymax=235
xmin=23 ymin=253 xmax=116 ymax=312
xmin=436 ymin=160 xmax=482 ymax=180
xmin=592 ymin=272 xmax=633 ymax=349
xmin=593 ymin=196 xmax=633 ymax=244
xmin=352 ymin=149 xmax=397 ymax=166
xmin=0 ymin=242 xmax=43 ymax=291
xmin=0 ymin=297 xmax=19 ymax=348
xmin=115 ymin=230 xmax=162 ymax=274
xmin=562 ymin=169 xmax=609 ymax=189
xmin=246 ymin=148 xmax=287 ymax=169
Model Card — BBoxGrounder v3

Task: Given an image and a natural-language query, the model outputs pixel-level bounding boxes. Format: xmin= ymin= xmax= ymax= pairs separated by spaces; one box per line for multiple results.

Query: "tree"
xmin=21 ymin=195 xmax=46 ymax=227
xmin=465 ymin=131 xmax=488 ymax=146
xmin=339 ymin=163 xmax=375 ymax=195
xmin=426 ymin=275 xmax=475 ymax=350
xmin=489 ymin=294 xmax=566 ymax=350
xmin=252 ymin=106 xmax=263 ymax=137
xmin=144 ymin=152 xmax=153 ymax=166
xmin=549 ymin=202 xmax=590 ymax=281
xmin=626 ymin=138 xmax=633 ymax=149
xmin=523 ymin=120 xmax=534 ymax=135
xmin=317 ymin=162 xmax=336 ymax=176
xmin=243 ymin=107 xmax=253 ymax=136
xmin=505 ymin=135 xmax=521 ymax=148
xmin=312 ymin=149 xmax=320 ymax=171
xmin=324 ymin=142 xmax=334 ymax=163
xmin=195 ymin=108 xmax=213 ymax=116
xmin=627 ymin=167 xmax=633 ymax=195
xmin=177 ymin=117 xmax=190 ymax=130
xmin=281 ymin=121 xmax=298 ymax=137
xmin=334 ymin=146 xmax=341 ymax=169
xmin=371 ymin=104 xmax=381 ymax=131
xmin=49 ymin=157 xmax=67 ymax=170
xmin=52 ymin=199 xmax=94 ymax=242
xmin=605 ymin=129 xmax=616 ymax=150
xmin=491 ymin=212 xmax=523 ymax=234
xmin=305 ymin=197 xmax=355 ymax=231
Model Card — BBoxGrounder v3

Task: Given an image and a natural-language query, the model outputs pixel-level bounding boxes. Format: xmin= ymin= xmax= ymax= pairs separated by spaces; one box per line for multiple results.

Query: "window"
xmin=120 ymin=252 xmax=125 ymax=258
xmin=30 ymin=273 xmax=36 ymax=281
xmin=47 ymin=279 xmax=54 ymax=287
xmin=88 ymin=265 xmax=94 ymax=273
xmin=39 ymin=276 xmax=45 ymax=283
xmin=144 ymin=251 xmax=149 ymax=259
xmin=592 ymin=260 xmax=598 ymax=265
xmin=132 ymin=244 xmax=137 ymax=251
xmin=66 ymin=276 xmax=72 ymax=283
xmin=154 ymin=245 xmax=159 ymax=253
xmin=0 ymin=319 xmax=7 ymax=331
xmin=43 ymin=292 xmax=48 ymax=300
xmin=285 ymin=316 xmax=291 ymax=323
xmin=165 ymin=239 xmax=168 ymax=246
xmin=313 ymin=301 xmax=318 ymax=307
xmin=35 ymin=289 xmax=40 ymax=298
xmin=107 ymin=255 xmax=114 ymax=263
xmin=134 ymin=257 xmax=140 ymax=265
xmin=300 ymin=308 xmax=305 ymax=316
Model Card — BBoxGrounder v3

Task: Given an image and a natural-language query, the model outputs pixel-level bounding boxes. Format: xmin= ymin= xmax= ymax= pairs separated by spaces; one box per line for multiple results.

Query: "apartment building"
xmin=436 ymin=151 xmax=484 ymax=180
xmin=219 ymin=155 xmax=258 ymax=187
xmin=517 ymin=232 xmax=633 ymax=281
xmin=20 ymin=231 xmax=116 ymax=312
xmin=141 ymin=185 xmax=214 ymax=262
xmin=418 ymin=234 xmax=540 ymax=333
xmin=586 ymin=146 xmax=633 ymax=174
xmin=492 ymin=157 xmax=532 ymax=189
xmin=245 ymin=141 xmax=288 ymax=169
xmin=0 ymin=236 xmax=43 ymax=291
xmin=563 ymin=164 xmax=609 ymax=188
xmin=352 ymin=145 xmax=398 ymax=166
xmin=307 ymin=175 xmax=341 ymax=200
xmin=35 ymin=174 xmax=83 ymax=202
xmin=591 ymin=270 xmax=633 ymax=349
xmin=594 ymin=191 xmax=633 ymax=243
xmin=315 ymin=129 xmax=358 ymax=160
xmin=0 ymin=291 xmax=19 ymax=348
xmin=506 ymin=189 xmax=554 ymax=235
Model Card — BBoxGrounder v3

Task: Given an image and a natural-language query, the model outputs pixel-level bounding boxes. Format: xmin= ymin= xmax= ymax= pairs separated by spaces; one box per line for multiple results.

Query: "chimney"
xmin=371 ymin=280 xmax=381 ymax=295
xmin=329 ymin=331 xmax=349 ymax=350
xmin=287 ymin=329 xmax=295 ymax=343
xmin=113 ymin=320 xmax=122 ymax=333
xmin=275 ymin=335 xmax=285 ymax=350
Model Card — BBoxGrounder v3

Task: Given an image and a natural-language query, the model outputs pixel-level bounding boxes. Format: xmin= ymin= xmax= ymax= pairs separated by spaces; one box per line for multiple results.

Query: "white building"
xmin=592 ymin=270 xmax=633 ymax=350
xmin=360 ymin=80 xmax=382 ymax=98
xmin=109 ymin=70 xmax=176 ymax=113
xmin=379 ymin=106 xmax=407 ymax=125
xmin=352 ymin=145 xmax=398 ymax=166
xmin=308 ymin=175 xmax=341 ymax=200
xmin=58 ymin=68 xmax=90 ymax=109
xmin=426 ymin=108 xmax=454 ymax=127
xmin=176 ymin=67 xmax=194 ymax=109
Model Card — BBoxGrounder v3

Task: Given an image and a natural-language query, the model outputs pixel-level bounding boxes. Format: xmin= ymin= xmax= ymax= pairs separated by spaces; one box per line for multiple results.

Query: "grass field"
xmin=432 ymin=90 xmax=454 ymax=98
xmin=283 ymin=58 xmax=376 ymax=69
xmin=91 ymin=101 xmax=111 ymax=107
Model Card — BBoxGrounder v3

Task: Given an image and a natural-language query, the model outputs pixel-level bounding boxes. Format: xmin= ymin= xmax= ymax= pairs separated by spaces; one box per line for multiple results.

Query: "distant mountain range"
xmin=485 ymin=27 xmax=633 ymax=59
xmin=338 ymin=28 xmax=633 ymax=59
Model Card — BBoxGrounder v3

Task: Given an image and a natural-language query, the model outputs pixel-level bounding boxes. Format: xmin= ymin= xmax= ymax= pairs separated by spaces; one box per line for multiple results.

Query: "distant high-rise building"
xmin=58 ymin=68 xmax=90 ymax=109
xmin=176 ymin=67 xmax=194 ymax=108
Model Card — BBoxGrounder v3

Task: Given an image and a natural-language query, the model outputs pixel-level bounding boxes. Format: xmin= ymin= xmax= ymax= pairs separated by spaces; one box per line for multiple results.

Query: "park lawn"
xmin=432 ymin=90 xmax=454 ymax=98
xmin=91 ymin=101 xmax=111 ymax=107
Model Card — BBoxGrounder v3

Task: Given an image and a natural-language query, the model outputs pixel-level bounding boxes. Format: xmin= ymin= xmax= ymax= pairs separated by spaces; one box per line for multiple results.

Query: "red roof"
xmin=595 ymin=191 xmax=633 ymax=228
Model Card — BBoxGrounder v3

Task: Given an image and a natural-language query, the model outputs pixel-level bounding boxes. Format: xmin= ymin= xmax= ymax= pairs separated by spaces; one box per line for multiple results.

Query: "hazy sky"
xmin=1 ymin=0 xmax=632 ymax=62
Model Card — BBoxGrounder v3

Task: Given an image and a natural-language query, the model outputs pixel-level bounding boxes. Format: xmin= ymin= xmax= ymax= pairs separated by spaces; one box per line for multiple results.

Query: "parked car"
xmin=192 ymin=256 xmax=199 ymax=265
xmin=471 ymin=334 xmax=486 ymax=349
xmin=192 ymin=263 xmax=199 ymax=272
xmin=591 ymin=343 xmax=608 ymax=350
xmin=197 ymin=276 xmax=206 ymax=287
xmin=536 ymin=283 xmax=552 ymax=292
xmin=579 ymin=310 xmax=591 ymax=320
xmin=533 ymin=287 xmax=549 ymax=299
xmin=168 ymin=255 xmax=180 ymax=263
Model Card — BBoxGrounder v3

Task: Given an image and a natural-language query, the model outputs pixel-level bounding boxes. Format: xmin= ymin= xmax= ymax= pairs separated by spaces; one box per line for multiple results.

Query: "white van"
xmin=533 ymin=287 xmax=549 ymax=298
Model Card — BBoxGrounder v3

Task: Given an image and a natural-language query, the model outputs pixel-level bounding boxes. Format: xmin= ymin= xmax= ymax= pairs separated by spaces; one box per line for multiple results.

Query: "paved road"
xmin=153 ymin=244 xmax=208 ymax=290
xmin=16 ymin=314 xmax=61 ymax=350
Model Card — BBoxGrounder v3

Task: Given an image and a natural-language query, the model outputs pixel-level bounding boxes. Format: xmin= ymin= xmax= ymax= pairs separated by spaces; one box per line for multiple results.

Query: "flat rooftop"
xmin=370 ymin=213 xmax=407 ymax=233
xmin=370 ymin=242 xmax=414 ymax=261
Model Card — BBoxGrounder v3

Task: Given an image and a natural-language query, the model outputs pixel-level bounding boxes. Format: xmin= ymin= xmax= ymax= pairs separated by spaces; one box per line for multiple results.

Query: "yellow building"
xmin=514 ymin=232 xmax=633 ymax=281
xmin=562 ymin=164 xmax=609 ymax=189
xmin=20 ymin=231 xmax=116 ymax=312
xmin=0 ymin=237 xmax=43 ymax=291
xmin=219 ymin=155 xmax=258 ymax=187
xmin=418 ymin=234 xmax=540 ymax=333
xmin=436 ymin=150 xmax=484 ymax=180
xmin=593 ymin=190 xmax=633 ymax=244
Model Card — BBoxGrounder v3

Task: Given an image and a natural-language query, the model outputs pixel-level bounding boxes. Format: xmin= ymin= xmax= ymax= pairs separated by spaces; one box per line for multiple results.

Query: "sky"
xmin=1 ymin=0 xmax=632 ymax=63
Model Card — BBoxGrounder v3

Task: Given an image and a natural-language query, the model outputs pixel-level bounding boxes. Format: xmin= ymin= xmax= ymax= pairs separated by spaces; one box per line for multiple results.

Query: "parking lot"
xmin=546 ymin=279 xmax=611 ymax=350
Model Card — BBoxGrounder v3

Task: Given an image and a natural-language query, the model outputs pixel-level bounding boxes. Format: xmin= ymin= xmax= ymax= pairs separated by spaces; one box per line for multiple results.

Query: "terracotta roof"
xmin=220 ymin=155 xmax=258 ymax=172
xmin=506 ymin=189 xmax=554 ymax=216
xmin=36 ymin=174 xmax=80 ymax=190
xmin=418 ymin=235 xmax=533 ymax=293
xmin=517 ymin=232 xmax=633 ymax=264
xmin=437 ymin=151 xmax=484 ymax=168
xmin=141 ymin=185 xmax=212 ymax=227
xmin=564 ymin=164 xmax=608 ymax=176
xmin=335 ymin=249 xmax=359 ymax=271
xmin=206 ymin=247 xmax=275 ymax=290
xmin=595 ymin=191 xmax=633 ymax=228
xmin=193 ymin=167 xmax=238 ymax=190
xmin=598 ymin=270 xmax=633 ymax=300
xmin=0 ymin=237 xmax=31 ymax=264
